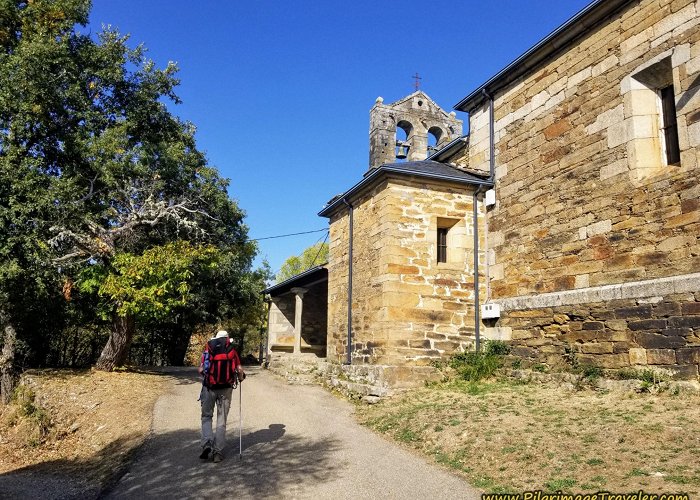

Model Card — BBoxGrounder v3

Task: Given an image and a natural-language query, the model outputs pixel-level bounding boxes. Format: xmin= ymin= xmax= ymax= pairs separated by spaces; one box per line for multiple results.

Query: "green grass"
xmin=448 ymin=341 xmax=511 ymax=381
xmin=586 ymin=458 xmax=604 ymax=466
xmin=589 ymin=476 xmax=607 ymax=486
xmin=665 ymin=475 xmax=700 ymax=486
xmin=435 ymin=450 xmax=471 ymax=473
xmin=581 ymin=365 xmax=603 ymax=381
xmin=396 ymin=427 xmax=420 ymax=443
xmin=544 ymin=478 xmax=577 ymax=491
xmin=357 ymin=366 xmax=700 ymax=496
xmin=582 ymin=434 xmax=597 ymax=444
xmin=472 ymin=475 xmax=497 ymax=489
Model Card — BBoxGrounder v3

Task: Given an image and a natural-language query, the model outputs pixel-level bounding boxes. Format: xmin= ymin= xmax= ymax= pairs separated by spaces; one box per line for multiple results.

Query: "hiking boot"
xmin=213 ymin=452 xmax=223 ymax=463
xmin=199 ymin=447 xmax=211 ymax=460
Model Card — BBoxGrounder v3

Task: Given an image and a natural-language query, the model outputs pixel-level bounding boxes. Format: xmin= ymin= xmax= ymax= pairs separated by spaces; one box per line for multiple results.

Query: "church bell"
xmin=395 ymin=141 xmax=409 ymax=159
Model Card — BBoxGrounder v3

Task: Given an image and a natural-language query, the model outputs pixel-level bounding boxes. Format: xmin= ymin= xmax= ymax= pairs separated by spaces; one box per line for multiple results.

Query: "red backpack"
xmin=204 ymin=337 xmax=240 ymax=389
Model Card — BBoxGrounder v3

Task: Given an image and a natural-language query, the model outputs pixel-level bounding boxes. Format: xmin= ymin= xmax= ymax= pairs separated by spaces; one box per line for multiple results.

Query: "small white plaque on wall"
xmin=484 ymin=189 xmax=496 ymax=207
xmin=481 ymin=303 xmax=501 ymax=319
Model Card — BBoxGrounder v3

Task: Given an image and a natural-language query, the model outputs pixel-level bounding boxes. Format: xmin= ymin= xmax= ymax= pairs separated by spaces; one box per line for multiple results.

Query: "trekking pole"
xmin=239 ymin=378 xmax=243 ymax=460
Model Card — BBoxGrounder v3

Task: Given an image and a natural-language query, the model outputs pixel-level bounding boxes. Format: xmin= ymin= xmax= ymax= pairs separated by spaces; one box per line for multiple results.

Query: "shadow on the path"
xmin=243 ymin=423 xmax=286 ymax=450
xmin=133 ymin=365 xmax=263 ymax=386
xmin=1 ymin=424 xmax=343 ymax=500
xmin=102 ymin=426 xmax=344 ymax=499
xmin=130 ymin=366 xmax=201 ymax=386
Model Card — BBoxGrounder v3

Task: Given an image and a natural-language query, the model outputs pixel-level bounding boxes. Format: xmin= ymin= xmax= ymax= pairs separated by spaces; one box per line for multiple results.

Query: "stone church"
xmin=265 ymin=0 xmax=700 ymax=388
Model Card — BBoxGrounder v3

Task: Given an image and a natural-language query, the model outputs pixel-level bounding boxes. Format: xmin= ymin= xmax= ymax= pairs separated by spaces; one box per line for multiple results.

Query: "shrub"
xmin=581 ymin=365 xmax=603 ymax=381
xmin=449 ymin=341 xmax=511 ymax=381
xmin=563 ymin=344 xmax=579 ymax=369
xmin=485 ymin=340 xmax=511 ymax=356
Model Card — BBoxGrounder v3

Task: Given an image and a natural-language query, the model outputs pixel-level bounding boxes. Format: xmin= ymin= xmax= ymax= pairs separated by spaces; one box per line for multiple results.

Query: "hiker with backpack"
xmin=198 ymin=329 xmax=245 ymax=463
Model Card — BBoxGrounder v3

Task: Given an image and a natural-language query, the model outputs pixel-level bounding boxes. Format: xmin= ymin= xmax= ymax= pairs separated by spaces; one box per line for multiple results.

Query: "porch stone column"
xmin=267 ymin=297 xmax=281 ymax=354
xmin=291 ymin=287 xmax=308 ymax=354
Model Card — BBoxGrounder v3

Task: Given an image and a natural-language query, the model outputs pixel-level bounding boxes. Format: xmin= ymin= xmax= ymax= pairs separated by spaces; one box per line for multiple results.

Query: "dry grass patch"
xmin=0 ymin=368 xmax=169 ymax=491
xmin=356 ymin=379 xmax=700 ymax=494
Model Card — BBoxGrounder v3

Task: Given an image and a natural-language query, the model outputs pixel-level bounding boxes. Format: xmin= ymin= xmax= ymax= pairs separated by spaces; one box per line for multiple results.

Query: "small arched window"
xmin=427 ymin=126 xmax=443 ymax=156
xmin=395 ymin=120 xmax=413 ymax=161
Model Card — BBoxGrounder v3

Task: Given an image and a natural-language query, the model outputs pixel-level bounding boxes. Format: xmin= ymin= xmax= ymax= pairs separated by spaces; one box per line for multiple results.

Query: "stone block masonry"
xmin=494 ymin=275 xmax=700 ymax=378
xmin=470 ymin=0 xmax=700 ymax=377
xmin=326 ymin=175 xmax=486 ymax=369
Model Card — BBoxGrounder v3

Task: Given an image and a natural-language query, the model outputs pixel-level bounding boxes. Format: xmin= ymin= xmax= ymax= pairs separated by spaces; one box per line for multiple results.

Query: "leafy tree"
xmin=78 ymin=241 xmax=219 ymax=370
xmin=0 ymin=0 xmax=259 ymax=387
xmin=0 ymin=0 xmax=94 ymax=400
xmin=276 ymin=242 xmax=328 ymax=283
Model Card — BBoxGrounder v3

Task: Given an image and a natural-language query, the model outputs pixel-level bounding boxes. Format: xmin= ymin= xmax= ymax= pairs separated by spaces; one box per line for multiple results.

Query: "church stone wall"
xmin=478 ymin=0 xmax=700 ymax=377
xmin=327 ymin=181 xmax=387 ymax=364
xmin=327 ymin=177 xmax=485 ymax=366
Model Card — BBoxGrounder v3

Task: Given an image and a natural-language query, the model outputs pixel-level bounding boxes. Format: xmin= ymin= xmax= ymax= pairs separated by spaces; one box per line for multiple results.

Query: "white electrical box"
xmin=481 ymin=303 xmax=501 ymax=319
xmin=484 ymin=189 xmax=496 ymax=207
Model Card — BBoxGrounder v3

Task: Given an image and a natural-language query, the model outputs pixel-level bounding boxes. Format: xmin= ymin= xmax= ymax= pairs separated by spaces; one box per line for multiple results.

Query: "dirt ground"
xmin=3 ymin=367 xmax=699 ymax=497
xmin=357 ymin=378 xmax=700 ymax=495
xmin=0 ymin=368 xmax=168 ymax=493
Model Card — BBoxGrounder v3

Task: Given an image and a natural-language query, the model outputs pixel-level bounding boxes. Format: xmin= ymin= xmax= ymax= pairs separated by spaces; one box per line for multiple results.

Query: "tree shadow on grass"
xmin=0 ymin=432 xmax=142 ymax=499
xmin=129 ymin=366 xmax=202 ymax=386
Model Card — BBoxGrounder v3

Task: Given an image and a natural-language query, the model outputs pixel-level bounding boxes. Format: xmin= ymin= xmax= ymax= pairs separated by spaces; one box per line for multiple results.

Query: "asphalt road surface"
xmin=104 ymin=366 xmax=480 ymax=499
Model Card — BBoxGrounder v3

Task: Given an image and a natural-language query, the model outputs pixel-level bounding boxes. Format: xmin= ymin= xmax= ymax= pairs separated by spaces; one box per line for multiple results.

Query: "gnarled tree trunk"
xmin=166 ymin=315 xmax=189 ymax=366
xmin=95 ymin=313 xmax=135 ymax=371
xmin=0 ymin=322 xmax=18 ymax=405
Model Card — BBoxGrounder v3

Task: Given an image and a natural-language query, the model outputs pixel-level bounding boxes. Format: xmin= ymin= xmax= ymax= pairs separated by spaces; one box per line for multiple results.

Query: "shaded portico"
xmin=263 ymin=266 xmax=328 ymax=359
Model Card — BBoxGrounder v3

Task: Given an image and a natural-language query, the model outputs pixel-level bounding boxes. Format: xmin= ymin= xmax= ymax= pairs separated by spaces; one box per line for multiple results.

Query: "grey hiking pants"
xmin=200 ymin=386 xmax=233 ymax=453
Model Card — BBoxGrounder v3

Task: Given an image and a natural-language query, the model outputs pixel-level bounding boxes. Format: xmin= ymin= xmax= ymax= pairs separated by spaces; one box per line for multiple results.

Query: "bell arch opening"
xmin=395 ymin=120 xmax=413 ymax=161
xmin=427 ymin=126 xmax=444 ymax=156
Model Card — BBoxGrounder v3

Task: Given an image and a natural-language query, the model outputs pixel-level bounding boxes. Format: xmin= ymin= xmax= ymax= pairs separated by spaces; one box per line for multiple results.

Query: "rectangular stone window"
xmin=437 ymin=227 xmax=448 ymax=263
xmin=624 ymin=54 xmax=683 ymax=180
xmin=435 ymin=217 xmax=464 ymax=266
xmin=659 ymin=85 xmax=680 ymax=165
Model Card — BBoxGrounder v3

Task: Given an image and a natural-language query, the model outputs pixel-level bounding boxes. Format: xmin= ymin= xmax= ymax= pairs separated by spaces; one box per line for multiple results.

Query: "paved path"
xmin=104 ymin=366 xmax=480 ymax=499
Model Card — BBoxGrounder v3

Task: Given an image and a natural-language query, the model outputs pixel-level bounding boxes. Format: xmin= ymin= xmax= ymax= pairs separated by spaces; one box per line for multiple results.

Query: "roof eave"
xmin=262 ymin=265 xmax=328 ymax=295
xmin=427 ymin=135 xmax=468 ymax=162
xmin=318 ymin=164 xmax=492 ymax=218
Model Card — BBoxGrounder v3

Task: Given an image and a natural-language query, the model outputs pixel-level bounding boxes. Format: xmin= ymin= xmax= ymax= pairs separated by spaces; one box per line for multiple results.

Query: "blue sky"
xmin=89 ymin=0 xmax=591 ymax=275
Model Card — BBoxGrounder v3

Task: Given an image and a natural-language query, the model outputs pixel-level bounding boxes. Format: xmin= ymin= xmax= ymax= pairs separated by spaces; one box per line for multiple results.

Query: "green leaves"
xmin=276 ymin=242 xmax=328 ymax=283
xmin=96 ymin=241 xmax=218 ymax=322
xmin=0 ymin=0 xmax=267 ymax=368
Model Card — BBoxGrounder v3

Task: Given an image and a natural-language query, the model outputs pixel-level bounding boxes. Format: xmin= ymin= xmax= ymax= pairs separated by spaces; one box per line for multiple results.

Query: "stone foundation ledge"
xmin=318 ymin=362 xmax=443 ymax=397
xmin=507 ymin=369 xmax=700 ymax=393
xmin=265 ymin=356 xmax=450 ymax=397
xmin=499 ymin=272 xmax=700 ymax=310
xmin=265 ymin=354 xmax=324 ymax=385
